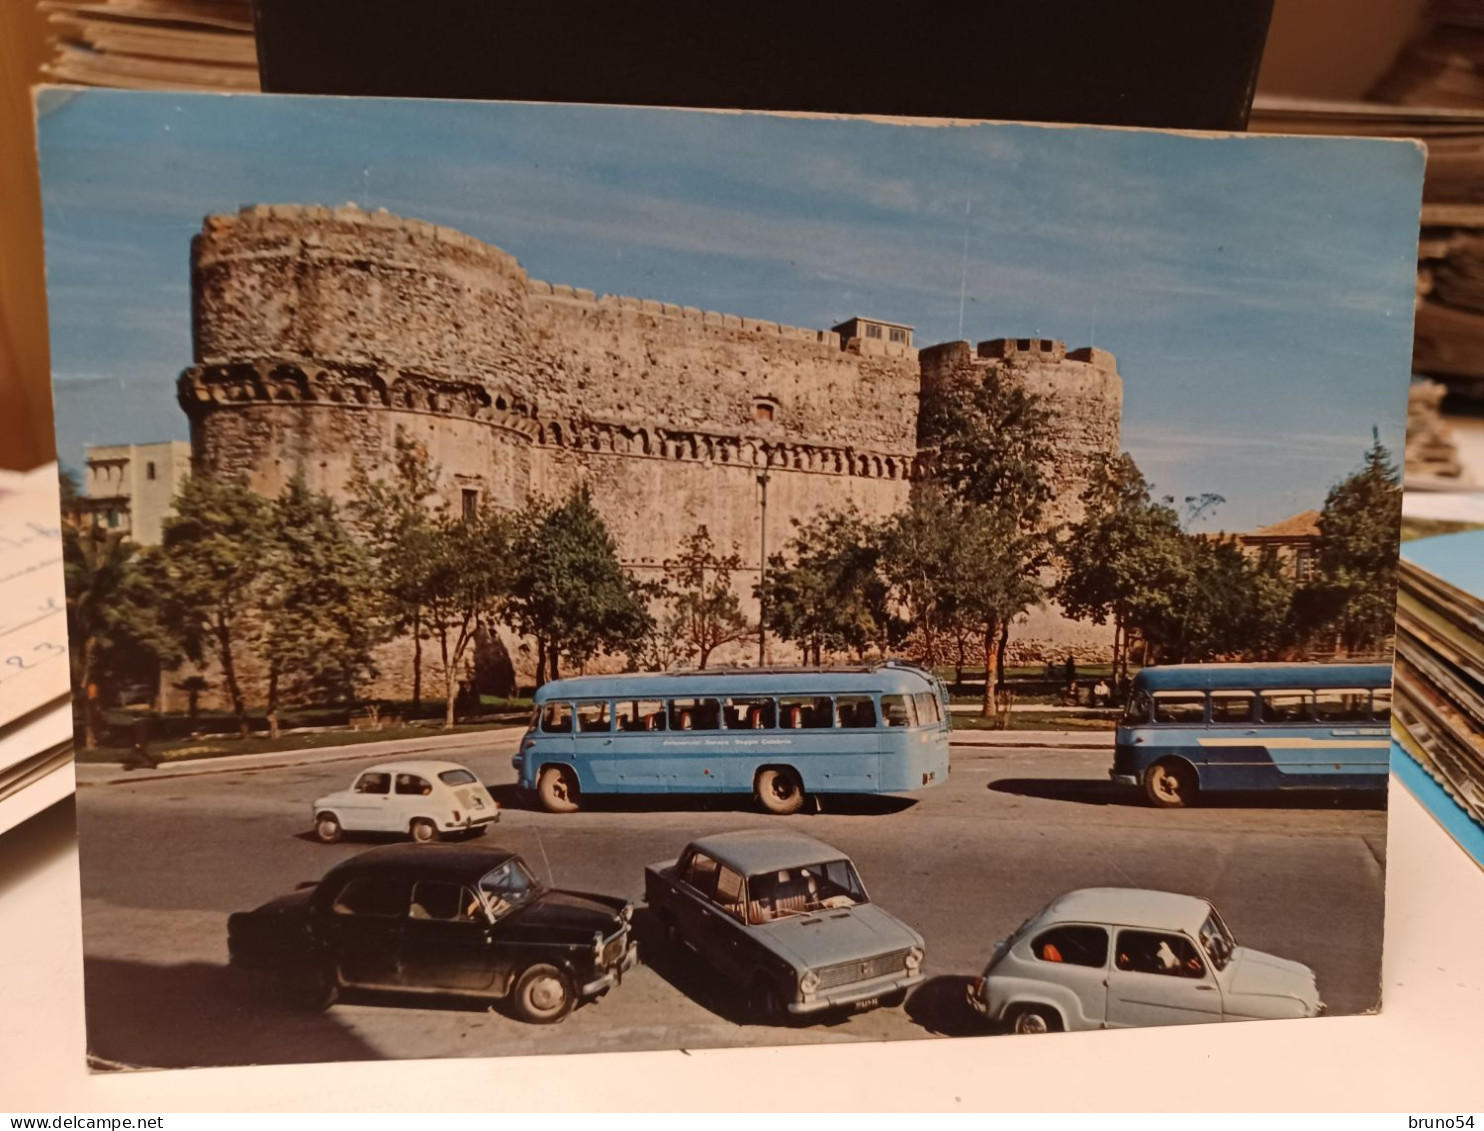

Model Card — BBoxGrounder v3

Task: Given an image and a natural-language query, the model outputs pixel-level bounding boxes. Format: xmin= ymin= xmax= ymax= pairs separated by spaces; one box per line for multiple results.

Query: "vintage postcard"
xmin=38 ymin=90 xmax=1420 ymax=1069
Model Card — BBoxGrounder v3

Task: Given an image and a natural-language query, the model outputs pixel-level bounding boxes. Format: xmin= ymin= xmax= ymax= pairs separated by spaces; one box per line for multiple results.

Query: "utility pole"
xmin=757 ymin=464 xmax=770 ymax=666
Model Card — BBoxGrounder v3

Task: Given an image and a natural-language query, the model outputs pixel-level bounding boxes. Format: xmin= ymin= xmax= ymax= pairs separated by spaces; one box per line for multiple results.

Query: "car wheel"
xmin=409 ymin=818 xmax=441 ymax=844
xmin=537 ymin=766 xmax=580 ymax=813
xmin=512 ymin=964 xmax=575 ymax=1024
xmin=755 ymin=767 xmax=805 ymax=816
xmin=879 ymin=988 xmax=909 ymax=1009
xmin=314 ymin=813 xmax=342 ymax=845
xmin=1008 ymin=1005 xmax=1062 ymax=1035
xmin=288 ymin=961 xmax=339 ymax=1011
xmin=1143 ymin=759 xmax=1197 ymax=809
xmin=746 ymin=975 xmax=787 ymax=1023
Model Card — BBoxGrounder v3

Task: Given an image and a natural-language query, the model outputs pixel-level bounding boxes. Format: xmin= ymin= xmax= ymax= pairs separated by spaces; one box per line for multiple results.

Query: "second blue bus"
xmin=1112 ymin=662 xmax=1392 ymax=808
xmin=513 ymin=662 xmax=951 ymax=814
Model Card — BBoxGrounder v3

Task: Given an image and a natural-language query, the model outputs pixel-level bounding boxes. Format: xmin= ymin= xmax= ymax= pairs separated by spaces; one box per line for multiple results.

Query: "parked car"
xmin=227 ymin=844 xmax=638 ymax=1023
xmin=967 ymin=887 xmax=1324 ymax=1033
xmin=645 ymin=829 xmax=925 ymax=1021
xmin=311 ymin=760 xmax=499 ymax=844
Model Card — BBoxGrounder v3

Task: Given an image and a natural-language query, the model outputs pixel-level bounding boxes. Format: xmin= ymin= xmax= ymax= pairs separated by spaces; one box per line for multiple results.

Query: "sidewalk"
xmin=73 ymin=726 xmax=520 ymax=787
xmin=950 ymin=729 xmax=1113 ymax=750
xmin=949 ymin=703 xmax=1109 ymax=715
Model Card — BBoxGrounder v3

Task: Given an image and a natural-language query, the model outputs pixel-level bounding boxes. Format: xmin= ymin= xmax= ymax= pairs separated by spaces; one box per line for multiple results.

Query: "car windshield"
xmin=477 ymin=858 xmax=542 ymax=915
xmin=1198 ymin=910 xmax=1236 ymax=971
xmin=438 ymin=768 xmax=478 ymax=786
xmin=1122 ymin=690 xmax=1151 ymax=724
xmin=747 ymin=859 xmax=868 ymax=920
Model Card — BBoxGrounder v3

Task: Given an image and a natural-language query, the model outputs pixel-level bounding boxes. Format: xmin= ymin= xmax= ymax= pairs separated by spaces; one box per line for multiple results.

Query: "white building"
xmin=83 ymin=440 xmax=192 ymax=545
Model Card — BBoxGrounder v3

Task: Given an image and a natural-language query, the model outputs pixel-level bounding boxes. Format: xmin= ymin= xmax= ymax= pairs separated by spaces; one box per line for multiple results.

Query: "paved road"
xmin=75 ymin=730 xmax=1386 ymax=1069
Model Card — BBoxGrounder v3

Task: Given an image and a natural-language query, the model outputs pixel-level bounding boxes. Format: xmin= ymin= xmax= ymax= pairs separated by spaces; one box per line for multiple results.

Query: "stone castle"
xmin=177 ymin=204 xmax=1123 ymax=682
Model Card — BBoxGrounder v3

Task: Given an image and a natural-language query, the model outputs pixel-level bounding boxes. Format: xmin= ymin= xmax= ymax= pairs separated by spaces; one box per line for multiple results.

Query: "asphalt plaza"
xmin=74 ymin=727 xmax=1386 ymax=1068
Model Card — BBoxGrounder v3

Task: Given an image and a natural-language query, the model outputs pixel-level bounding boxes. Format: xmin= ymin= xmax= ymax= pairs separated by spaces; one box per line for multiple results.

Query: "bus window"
xmin=1209 ymin=692 xmax=1254 ymax=724
xmin=541 ymin=702 xmax=574 ymax=733
xmin=914 ymin=691 xmax=941 ymax=725
xmin=779 ymin=696 xmax=832 ymax=728
xmin=1314 ymin=689 xmax=1371 ymax=724
xmin=616 ymin=699 xmax=667 ymax=731
xmin=669 ymin=698 xmax=720 ymax=731
xmin=1152 ymin=692 xmax=1205 ymax=725
xmin=836 ymin=695 xmax=877 ymax=728
xmin=882 ymin=694 xmax=917 ymax=727
xmin=1261 ymin=692 xmax=1311 ymax=724
xmin=1370 ymin=687 xmax=1392 ymax=724
xmin=725 ymin=697 xmax=776 ymax=729
xmin=576 ymin=701 xmax=611 ymax=733
xmin=1122 ymin=690 xmax=1152 ymax=724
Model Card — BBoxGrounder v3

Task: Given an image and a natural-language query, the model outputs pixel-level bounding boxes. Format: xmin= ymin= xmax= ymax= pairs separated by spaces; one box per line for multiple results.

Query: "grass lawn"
xmin=75 ymin=721 xmax=520 ymax=765
xmin=951 ymin=711 xmax=1120 ymax=731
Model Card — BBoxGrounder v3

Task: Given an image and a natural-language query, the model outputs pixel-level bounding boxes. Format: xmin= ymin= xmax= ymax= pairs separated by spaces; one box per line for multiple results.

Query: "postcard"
xmin=37 ymin=90 xmax=1421 ymax=1069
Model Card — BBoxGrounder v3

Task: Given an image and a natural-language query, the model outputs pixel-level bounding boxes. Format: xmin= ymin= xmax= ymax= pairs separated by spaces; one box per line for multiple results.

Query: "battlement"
xmin=526 ymin=277 xmax=845 ymax=350
xmin=918 ymin=337 xmax=1118 ymax=374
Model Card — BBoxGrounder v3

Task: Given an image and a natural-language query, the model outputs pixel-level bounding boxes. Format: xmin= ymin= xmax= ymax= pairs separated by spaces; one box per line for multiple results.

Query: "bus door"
xmin=570 ymin=699 xmax=616 ymax=787
xmin=606 ymin=697 xmax=669 ymax=791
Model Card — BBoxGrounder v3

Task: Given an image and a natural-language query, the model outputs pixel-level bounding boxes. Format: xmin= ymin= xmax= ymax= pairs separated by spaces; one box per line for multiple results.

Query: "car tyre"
xmin=537 ymin=766 xmax=581 ymax=813
xmin=314 ymin=813 xmax=342 ymax=845
xmin=879 ymin=988 xmax=909 ymax=1009
xmin=511 ymin=964 xmax=576 ymax=1024
xmin=1008 ymin=1005 xmax=1062 ymax=1035
xmin=746 ymin=975 xmax=790 ymax=1024
xmin=1143 ymin=759 xmax=1197 ymax=809
xmin=288 ymin=961 xmax=340 ymax=1011
xmin=755 ymin=767 xmax=805 ymax=816
xmin=409 ymin=818 xmax=441 ymax=844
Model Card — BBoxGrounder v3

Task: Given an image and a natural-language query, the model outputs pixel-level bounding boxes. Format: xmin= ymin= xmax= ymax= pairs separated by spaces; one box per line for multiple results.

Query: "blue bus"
xmin=1111 ymin=663 xmax=1392 ymax=808
xmin=513 ymin=663 xmax=951 ymax=814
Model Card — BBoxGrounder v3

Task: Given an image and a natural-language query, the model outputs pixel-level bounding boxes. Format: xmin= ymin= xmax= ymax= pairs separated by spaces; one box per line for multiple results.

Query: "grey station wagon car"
xmin=645 ymin=829 xmax=925 ymax=1021
xmin=967 ymin=887 xmax=1324 ymax=1033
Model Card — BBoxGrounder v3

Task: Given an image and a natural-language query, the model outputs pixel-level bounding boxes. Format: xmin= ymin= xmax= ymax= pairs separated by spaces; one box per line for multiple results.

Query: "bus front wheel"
xmin=1143 ymin=759 xmax=1196 ymax=809
xmin=755 ymin=767 xmax=806 ymax=815
xmin=537 ymin=765 xmax=581 ymax=813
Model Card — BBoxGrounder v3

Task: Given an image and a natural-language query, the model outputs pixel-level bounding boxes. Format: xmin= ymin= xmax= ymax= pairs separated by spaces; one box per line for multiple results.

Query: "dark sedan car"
xmin=227 ymin=843 xmax=638 ymax=1023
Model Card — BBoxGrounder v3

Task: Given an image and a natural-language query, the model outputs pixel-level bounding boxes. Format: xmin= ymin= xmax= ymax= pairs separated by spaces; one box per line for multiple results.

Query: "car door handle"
xmin=603 ymin=739 xmax=613 ymax=746
xmin=1195 ymin=985 xmax=1215 ymax=991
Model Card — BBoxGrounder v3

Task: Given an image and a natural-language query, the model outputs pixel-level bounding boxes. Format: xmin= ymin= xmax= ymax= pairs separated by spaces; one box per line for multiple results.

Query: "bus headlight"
xmin=905 ymin=947 xmax=923 ymax=971
xmin=799 ymin=969 xmax=820 ymax=994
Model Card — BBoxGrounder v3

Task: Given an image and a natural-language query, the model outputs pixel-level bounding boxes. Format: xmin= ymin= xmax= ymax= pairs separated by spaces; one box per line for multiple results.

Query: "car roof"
xmin=1034 ymin=888 xmax=1213 ymax=935
xmin=1131 ymin=663 xmax=1391 ymax=693
xmin=533 ymin=662 xmax=939 ymax=702
xmin=351 ymin=761 xmax=476 ymax=778
xmin=685 ymin=829 xmax=850 ymax=876
xmin=323 ymin=844 xmax=518 ymax=885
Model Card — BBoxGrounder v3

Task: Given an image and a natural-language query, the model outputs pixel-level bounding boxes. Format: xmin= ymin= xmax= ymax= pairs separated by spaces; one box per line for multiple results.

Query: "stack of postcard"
xmin=1394 ymin=531 xmax=1484 ymax=865
xmin=40 ymin=0 xmax=258 ymax=91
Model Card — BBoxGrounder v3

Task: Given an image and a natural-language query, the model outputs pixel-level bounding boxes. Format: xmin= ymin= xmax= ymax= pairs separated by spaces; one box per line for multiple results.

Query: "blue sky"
xmin=36 ymin=91 xmax=1423 ymax=531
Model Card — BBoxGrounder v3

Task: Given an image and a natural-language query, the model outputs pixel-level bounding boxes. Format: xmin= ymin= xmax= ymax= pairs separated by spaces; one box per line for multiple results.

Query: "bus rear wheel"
xmin=755 ymin=767 xmax=805 ymax=816
xmin=1143 ymin=759 xmax=1196 ymax=809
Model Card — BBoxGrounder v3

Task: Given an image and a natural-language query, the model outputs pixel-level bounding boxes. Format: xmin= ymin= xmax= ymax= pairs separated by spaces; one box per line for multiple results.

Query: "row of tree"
xmin=65 ymin=364 xmax=1402 ymax=737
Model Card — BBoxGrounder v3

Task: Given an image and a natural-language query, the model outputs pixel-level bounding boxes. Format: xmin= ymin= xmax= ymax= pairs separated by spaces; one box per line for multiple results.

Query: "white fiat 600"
xmin=311 ymin=761 xmax=500 ymax=845
xmin=968 ymin=887 xmax=1323 ymax=1033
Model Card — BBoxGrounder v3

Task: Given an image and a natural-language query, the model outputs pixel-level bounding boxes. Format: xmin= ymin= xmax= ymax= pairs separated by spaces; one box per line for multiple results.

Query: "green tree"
xmin=345 ymin=430 xmax=443 ymax=709
xmin=63 ymin=528 xmax=180 ymax=748
xmin=759 ymin=506 xmax=897 ymax=664
xmin=1055 ymin=454 xmax=1189 ymax=679
xmin=951 ymin=509 xmax=1045 ymax=718
xmin=1299 ymin=433 xmax=1403 ymax=655
xmin=662 ymin=527 xmax=751 ymax=669
xmin=158 ymin=475 xmax=274 ymax=738
xmin=879 ymin=487 xmax=962 ymax=671
xmin=422 ymin=506 xmax=512 ymax=728
xmin=917 ymin=363 xmax=1056 ymax=528
xmin=259 ymin=474 xmax=381 ymax=737
xmin=505 ymin=488 xmax=652 ymax=685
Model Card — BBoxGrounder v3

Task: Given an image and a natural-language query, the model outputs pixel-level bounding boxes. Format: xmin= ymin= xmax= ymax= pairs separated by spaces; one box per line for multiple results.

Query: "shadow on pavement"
xmin=629 ymin=906 xmax=849 ymax=1031
xmin=84 ymin=956 xmax=383 ymax=1069
xmin=489 ymin=784 xmax=915 ymax=817
xmin=989 ymin=778 xmax=1388 ymax=811
xmin=904 ymin=974 xmax=995 ymax=1037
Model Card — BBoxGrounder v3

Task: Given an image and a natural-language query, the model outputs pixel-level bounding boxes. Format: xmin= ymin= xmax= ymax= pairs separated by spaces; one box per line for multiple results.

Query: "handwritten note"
xmin=0 ymin=466 xmax=70 ymax=738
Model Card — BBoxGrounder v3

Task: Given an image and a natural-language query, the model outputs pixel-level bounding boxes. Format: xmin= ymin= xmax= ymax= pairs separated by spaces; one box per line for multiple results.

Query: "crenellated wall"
xmin=179 ymin=204 xmax=1124 ymax=682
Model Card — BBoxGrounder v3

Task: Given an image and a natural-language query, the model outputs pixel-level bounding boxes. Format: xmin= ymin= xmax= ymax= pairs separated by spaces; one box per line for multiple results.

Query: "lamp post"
xmin=757 ymin=464 xmax=770 ymax=667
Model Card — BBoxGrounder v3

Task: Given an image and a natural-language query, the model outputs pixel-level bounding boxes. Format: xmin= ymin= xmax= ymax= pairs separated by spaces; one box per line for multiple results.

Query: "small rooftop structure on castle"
xmin=832 ymin=316 xmax=913 ymax=349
